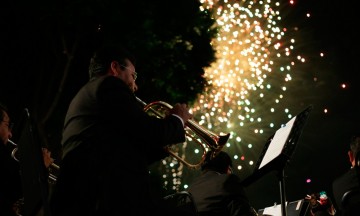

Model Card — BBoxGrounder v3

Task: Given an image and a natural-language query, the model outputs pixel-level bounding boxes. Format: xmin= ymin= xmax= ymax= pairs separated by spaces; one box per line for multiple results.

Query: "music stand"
xmin=241 ymin=105 xmax=313 ymax=216
xmin=16 ymin=108 xmax=51 ymax=216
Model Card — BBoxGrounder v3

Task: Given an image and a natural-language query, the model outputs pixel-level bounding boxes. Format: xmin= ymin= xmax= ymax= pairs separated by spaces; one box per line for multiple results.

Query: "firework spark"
xmin=156 ymin=0 xmax=306 ymax=191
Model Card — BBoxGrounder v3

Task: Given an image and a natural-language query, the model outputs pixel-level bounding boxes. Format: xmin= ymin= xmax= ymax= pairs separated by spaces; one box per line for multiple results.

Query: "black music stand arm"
xmin=277 ymin=168 xmax=287 ymax=216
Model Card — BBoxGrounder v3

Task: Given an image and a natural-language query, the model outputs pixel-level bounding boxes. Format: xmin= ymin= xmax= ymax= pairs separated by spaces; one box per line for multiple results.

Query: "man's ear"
xmin=109 ymin=61 xmax=119 ymax=76
xmin=348 ymin=150 xmax=354 ymax=166
xmin=227 ymin=166 xmax=233 ymax=174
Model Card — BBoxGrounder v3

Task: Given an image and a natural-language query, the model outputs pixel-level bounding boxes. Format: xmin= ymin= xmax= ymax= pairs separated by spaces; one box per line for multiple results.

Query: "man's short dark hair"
xmin=350 ymin=136 xmax=360 ymax=160
xmin=88 ymin=44 xmax=136 ymax=79
xmin=0 ymin=103 xmax=9 ymax=122
xmin=201 ymin=151 xmax=232 ymax=174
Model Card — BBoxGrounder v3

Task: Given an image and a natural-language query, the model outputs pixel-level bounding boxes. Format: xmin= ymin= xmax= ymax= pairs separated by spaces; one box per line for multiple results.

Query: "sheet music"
xmin=263 ymin=202 xmax=287 ymax=216
xmin=258 ymin=116 xmax=296 ymax=169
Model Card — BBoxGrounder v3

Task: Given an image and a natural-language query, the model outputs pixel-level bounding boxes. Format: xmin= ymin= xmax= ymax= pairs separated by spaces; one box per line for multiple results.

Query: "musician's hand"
xmin=12 ymin=197 xmax=24 ymax=216
xmin=305 ymin=194 xmax=318 ymax=207
xmin=171 ymin=103 xmax=193 ymax=125
xmin=42 ymin=148 xmax=54 ymax=168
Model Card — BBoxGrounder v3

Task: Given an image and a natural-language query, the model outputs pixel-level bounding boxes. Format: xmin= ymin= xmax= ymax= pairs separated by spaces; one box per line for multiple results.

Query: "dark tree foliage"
xmin=85 ymin=0 xmax=218 ymax=104
xmin=1 ymin=0 xmax=217 ymax=157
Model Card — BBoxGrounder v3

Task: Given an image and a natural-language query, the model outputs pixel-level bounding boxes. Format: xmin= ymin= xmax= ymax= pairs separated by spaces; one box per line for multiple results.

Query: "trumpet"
xmin=8 ymin=139 xmax=59 ymax=183
xmin=136 ymin=97 xmax=230 ymax=169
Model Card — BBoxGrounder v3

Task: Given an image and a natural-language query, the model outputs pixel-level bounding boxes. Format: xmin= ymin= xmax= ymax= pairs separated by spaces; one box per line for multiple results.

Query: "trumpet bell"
xmin=168 ymin=128 xmax=230 ymax=169
xmin=138 ymin=97 xmax=230 ymax=169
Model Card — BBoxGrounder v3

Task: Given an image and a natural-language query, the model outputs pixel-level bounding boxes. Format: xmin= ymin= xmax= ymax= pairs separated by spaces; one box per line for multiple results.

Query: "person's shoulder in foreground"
xmin=332 ymin=135 xmax=360 ymax=213
xmin=188 ymin=150 xmax=258 ymax=216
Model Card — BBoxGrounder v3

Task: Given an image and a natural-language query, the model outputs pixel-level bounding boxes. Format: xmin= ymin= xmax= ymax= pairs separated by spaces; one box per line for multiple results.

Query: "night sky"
xmin=1 ymin=0 xmax=360 ymax=213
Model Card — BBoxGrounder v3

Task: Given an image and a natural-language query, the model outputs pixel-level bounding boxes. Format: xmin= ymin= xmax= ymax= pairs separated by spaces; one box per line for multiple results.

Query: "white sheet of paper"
xmin=263 ymin=202 xmax=288 ymax=216
xmin=259 ymin=116 xmax=296 ymax=169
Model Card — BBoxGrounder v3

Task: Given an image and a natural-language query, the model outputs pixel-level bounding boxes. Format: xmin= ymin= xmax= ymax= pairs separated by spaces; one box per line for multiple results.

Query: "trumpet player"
xmin=0 ymin=103 xmax=55 ymax=216
xmin=50 ymin=43 xmax=193 ymax=216
xmin=0 ymin=103 xmax=21 ymax=216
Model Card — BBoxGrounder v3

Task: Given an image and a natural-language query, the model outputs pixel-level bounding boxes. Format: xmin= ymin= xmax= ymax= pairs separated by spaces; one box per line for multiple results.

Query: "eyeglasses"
xmin=1 ymin=120 xmax=14 ymax=131
xmin=119 ymin=64 xmax=138 ymax=81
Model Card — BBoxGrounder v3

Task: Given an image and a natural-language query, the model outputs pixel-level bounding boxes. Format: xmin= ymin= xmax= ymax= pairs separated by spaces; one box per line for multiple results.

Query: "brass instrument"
xmin=8 ymin=139 xmax=59 ymax=182
xmin=136 ymin=97 xmax=230 ymax=169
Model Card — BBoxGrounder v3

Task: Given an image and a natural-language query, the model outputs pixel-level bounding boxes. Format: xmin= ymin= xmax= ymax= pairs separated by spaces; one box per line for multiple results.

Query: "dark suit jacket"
xmin=61 ymin=75 xmax=185 ymax=159
xmin=332 ymin=167 xmax=360 ymax=212
xmin=0 ymin=143 xmax=22 ymax=216
xmin=187 ymin=170 xmax=254 ymax=216
xmin=51 ymin=76 xmax=186 ymax=216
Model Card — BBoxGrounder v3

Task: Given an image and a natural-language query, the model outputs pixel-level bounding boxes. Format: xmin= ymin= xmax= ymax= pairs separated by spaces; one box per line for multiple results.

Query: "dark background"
xmin=1 ymin=0 xmax=359 ymax=212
